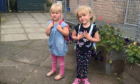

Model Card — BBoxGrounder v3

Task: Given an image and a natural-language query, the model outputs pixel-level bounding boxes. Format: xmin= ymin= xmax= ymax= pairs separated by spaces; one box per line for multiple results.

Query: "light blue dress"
xmin=47 ymin=21 xmax=68 ymax=56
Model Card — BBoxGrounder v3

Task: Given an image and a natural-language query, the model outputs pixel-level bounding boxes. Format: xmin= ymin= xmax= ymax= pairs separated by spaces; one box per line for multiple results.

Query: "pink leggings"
xmin=51 ymin=54 xmax=65 ymax=75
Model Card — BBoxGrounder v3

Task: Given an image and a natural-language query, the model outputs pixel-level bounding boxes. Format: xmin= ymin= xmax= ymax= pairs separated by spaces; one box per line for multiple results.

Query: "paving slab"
xmin=1 ymin=34 xmax=28 ymax=41
xmin=28 ymin=44 xmax=50 ymax=54
xmin=88 ymin=74 xmax=118 ymax=84
xmin=0 ymin=40 xmax=33 ymax=47
xmin=36 ymin=20 xmax=49 ymax=24
xmin=43 ymin=13 xmax=53 ymax=19
xmin=1 ymin=28 xmax=25 ymax=34
xmin=28 ymin=39 xmax=48 ymax=46
xmin=10 ymin=47 xmax=50 ymax=65
xmin=27 ymin=33 xmax=48 ymax=40
xmin=27 ymin=39 xmax=49 ymax=51
xmin=18 ymin=18 xmax=36 ymax=21
xmin=2 ymin=20 xmax=20 ymax=25
xmin=30 ymin=13 xmax=47 ymax=18
xmin=40 ymin=24 xmax=47 ymax=28
xmin=0 ymin=60 xmax=3 ymax=62
xmin=16 ymin=13 xmax=32 ymax=18
xmin=1 ymin=24 xmax=22 ymax=29
xmin=2 ymin=14 xmax=17 ymax=18
xmin=20 ymin=20 xmax=39 ymax=24
xmin=22 ymin=24 xmax=42 ymax=28
xmin=34 ymin=18 xmax=50 ymax=24
xmin=0 ymin=60 xmax=37 ymax=84
xmin=22 ymin=66 xmax=74 ymax=84
xmin=0 ymin=44 xmax=21 ymax=60
xmin=1 ymin=18 xmax=19 ymax=21
xmin=24 ymin=28 xmax=45 ymax=33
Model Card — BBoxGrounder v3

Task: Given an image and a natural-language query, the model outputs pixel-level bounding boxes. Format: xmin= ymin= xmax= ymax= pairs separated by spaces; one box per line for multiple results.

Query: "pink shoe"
xmin=72 ymin=78 xmax=81 ymax=84
xmin=82 ymin=78 xmax=90 ymax=84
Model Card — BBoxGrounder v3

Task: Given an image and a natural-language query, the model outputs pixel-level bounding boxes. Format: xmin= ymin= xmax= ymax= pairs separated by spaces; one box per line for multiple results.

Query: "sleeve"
xmin=61 ymin=22 xmax=68 ymax=28
xmin=92 ymin=25 xmax=98 ymax=37
xmin=46 ymin=21 xmax=52 ymax=26
xmin=74 ymin=24 xmax=80 ymax=33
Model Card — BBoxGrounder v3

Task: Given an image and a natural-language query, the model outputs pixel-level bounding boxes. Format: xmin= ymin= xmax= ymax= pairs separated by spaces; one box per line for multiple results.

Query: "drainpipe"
xmin=7 ymin=0 xmax=10 ymax=12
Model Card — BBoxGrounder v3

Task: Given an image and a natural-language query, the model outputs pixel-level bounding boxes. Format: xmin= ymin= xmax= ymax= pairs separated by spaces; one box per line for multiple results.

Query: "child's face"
xmin=78 ymin=12 xmax=92 ymax=25
xmin=50 ymin=11 xmax=61 ymax=22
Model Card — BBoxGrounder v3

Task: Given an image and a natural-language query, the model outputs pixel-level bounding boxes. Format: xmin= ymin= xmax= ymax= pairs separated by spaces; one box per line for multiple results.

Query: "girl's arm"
xmin=45 ymin=26 xmax=52 ymax=36
xmin=72 ymin=29 xmax=84 ymax=40
xmin=84 ymin=31 xmax=100 ymax=42
xmin=45 ymin=21 xmax=54 ymax=36
xmin=57 ymin=25 xmax=69 ymax=36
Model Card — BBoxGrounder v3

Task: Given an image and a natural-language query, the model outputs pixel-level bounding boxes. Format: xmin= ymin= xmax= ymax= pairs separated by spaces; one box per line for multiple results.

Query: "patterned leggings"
xmin=76 ymin=50 xmax=92 ymax=78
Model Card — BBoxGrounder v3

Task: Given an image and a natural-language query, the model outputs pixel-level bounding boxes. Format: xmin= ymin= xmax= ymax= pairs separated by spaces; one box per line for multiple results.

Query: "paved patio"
xmin=1 ymin=13 xmax=51 ymax=41
xmin=0 ymin=39 xmax=119 ymax=84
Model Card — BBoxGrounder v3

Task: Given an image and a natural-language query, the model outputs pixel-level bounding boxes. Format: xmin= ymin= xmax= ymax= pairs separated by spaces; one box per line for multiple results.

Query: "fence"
xmin=52 ymin=0 xmax=140 ymax=43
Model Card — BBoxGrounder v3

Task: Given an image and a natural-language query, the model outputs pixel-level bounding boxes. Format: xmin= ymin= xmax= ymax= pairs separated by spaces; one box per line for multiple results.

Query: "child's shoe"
xmin=82 ymin=78 xmax=90 ymax=84
xmin=72 ymin=78 xmax=81 ymax=84
xmin=54 ymin=74 xmax=64 ymax=80
xmin=46 ymin=71 xmax=55 ymax=77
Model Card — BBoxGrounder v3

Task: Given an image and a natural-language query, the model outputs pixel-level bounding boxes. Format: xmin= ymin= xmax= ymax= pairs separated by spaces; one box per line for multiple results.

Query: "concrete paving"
xmin=0 ymin=39 xmax=119 ymax=84
xmin=1 ymin=13 xmax=51 ymax=41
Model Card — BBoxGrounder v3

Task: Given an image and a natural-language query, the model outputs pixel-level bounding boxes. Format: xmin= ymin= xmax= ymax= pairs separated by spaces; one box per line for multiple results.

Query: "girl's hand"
xmin=46 ymin=21 xmax=54 ymax=36
xmin=83 ymin=31 xmax=91 ymax=40
xmin=57 ymin=24 xmax=62 ymax=31
xmin=48 ymin=21 xmax=54 ymax=28
xmin=77 ymin=32 xmax=84 ymax=40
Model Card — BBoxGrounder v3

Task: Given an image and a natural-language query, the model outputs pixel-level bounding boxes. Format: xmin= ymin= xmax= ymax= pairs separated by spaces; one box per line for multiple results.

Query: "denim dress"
xmin=47 ymin=21 xmax=68 ymax=56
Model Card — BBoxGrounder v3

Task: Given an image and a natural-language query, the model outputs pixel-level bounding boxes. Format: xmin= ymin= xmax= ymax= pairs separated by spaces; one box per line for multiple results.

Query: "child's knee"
xmin=52 ymin=60 xmax=56 ymax=64
xmin=59 ymin=61 xmax=65 ymax=66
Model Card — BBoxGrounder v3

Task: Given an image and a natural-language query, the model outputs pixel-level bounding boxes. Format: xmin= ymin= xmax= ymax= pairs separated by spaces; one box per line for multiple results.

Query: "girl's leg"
xmin=72 ymin=50 xmax=83 ymax=84
xmin=82 ymin=50 xmax=92 ymax=78
xmin=57 ymin=56 xmax=65 ymax=75
xmin=46 ymin=54 xmax=57 ymax=77
xmin=54 ymin=56 xmax=65 ymax=80
xmin=51 ymin=54 xmax=57 ymax=72
xmin=76 ymin=50 xmax=83 ymax=78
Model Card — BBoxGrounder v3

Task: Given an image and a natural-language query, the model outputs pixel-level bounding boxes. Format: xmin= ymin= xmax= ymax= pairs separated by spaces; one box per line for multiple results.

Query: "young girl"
xmin=45 ymin=3 xmax=69 ymax=80
xmin=72 ymin=6 xmax=100 ymax=84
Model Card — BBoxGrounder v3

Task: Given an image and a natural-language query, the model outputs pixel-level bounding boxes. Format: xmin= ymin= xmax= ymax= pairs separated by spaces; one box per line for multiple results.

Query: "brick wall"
xmin=69 ymin=0 xmax=78 ymax=14
xmin=91 ymin=0 xmax=123 ymax=23
xmin=69 ymin=0 xmax=128 ymax=24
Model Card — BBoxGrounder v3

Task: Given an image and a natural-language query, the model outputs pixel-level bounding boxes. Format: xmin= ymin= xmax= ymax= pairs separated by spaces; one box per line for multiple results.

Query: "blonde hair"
xmin=76 ymin=5 xmax=96 ymax=24
xmin=50 ymin=3 xmax=62 ymax=13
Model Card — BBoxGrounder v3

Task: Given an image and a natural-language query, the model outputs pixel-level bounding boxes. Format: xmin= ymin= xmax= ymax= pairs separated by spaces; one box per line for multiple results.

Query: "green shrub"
xmin=46 ymin=1 xmax=52 ymax=7
xmin=124 ymin=42 xmax=140 ymax=64
xmin=97 ymin=24 xmax=125 ymax=53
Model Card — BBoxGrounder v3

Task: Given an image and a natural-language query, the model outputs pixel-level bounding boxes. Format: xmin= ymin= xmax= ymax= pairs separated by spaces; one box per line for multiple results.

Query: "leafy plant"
xmin=97 ymin=24 xmax=125 ymax=53
xmin=46 ymin=1 xmax=52 ymax=7
xmin=124 ymin=42 xmax=140 ymax=64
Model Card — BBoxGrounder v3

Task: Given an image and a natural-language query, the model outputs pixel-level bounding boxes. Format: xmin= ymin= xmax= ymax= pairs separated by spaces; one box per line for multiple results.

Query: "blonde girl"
xmin=45 ymin=3 xmax=69 ymax=80
xmin=72 ymin=6 xmax=100 ymax=84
